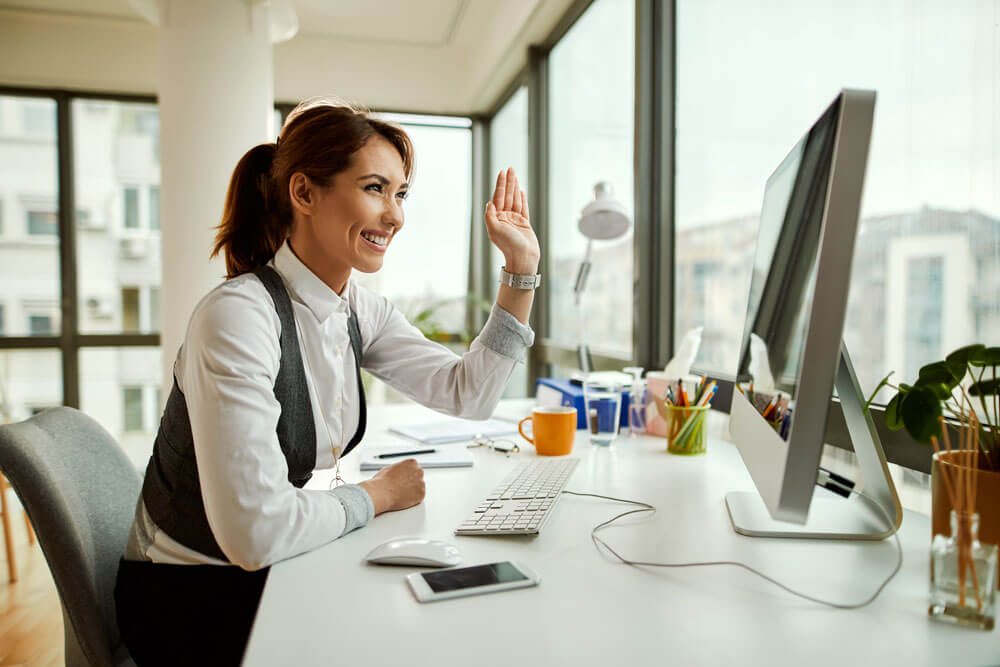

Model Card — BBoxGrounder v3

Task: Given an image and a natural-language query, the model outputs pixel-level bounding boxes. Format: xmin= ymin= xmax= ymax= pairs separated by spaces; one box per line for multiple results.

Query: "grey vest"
xmin=141 ymin=265 xmax=367 ymax=561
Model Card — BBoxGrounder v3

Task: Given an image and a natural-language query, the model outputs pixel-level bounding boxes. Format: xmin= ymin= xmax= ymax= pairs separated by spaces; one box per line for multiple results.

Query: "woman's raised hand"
xmin=485 ymin=167 xmax=540 ymax=275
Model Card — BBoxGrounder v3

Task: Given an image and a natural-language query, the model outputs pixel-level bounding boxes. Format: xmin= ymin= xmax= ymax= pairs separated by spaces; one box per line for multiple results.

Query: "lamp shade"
xmin=578 ymin=182 xmax=631 ymax=240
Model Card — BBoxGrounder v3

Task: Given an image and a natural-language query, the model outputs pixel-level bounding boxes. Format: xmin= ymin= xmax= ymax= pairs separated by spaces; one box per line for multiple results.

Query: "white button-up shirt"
xmin=126 ymin=241 xmax=533 ymax=570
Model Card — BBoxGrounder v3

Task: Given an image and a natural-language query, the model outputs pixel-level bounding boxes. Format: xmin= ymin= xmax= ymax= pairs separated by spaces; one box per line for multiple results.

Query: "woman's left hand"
xmin=485 ymin=167 xmax=540 ymax=274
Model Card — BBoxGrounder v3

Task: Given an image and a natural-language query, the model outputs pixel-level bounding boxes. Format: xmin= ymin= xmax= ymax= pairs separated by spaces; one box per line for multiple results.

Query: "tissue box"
xmin=535 ymin=377 xmax=630 ymax=430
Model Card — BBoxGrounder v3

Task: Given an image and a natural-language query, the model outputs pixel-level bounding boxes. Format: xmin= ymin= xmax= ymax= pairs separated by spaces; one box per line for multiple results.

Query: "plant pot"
xmin=931 ymin=451 xmax=1000 ymax=590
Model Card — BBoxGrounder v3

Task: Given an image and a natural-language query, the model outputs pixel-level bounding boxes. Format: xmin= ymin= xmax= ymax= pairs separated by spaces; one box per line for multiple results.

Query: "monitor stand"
xmin=725 ymin=342 xmax=903 ymax=540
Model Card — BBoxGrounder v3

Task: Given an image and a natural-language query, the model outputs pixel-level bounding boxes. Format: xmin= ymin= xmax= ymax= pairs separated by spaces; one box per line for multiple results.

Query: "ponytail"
xmin=212 ymin=142 xmax=291 ymax=279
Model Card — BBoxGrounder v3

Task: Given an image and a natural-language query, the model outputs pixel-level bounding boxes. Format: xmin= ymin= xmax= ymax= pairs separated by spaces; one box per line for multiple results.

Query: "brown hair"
xmin=212 ymin=98 xmax=415 ymax=278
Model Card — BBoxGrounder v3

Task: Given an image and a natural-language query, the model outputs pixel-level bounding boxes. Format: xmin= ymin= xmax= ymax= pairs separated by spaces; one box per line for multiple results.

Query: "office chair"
xmin=0 ymin=407 xmax=140 ymax=667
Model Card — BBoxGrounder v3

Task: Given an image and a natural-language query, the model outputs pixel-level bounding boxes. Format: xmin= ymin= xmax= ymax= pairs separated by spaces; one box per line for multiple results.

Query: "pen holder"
xmin=655 ymin=403 xmax=710 ymax=455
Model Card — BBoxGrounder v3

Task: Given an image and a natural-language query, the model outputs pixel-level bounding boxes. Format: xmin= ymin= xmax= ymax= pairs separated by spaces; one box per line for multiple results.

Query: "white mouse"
xmin=364 ymin=537 xmax=462 ymax=567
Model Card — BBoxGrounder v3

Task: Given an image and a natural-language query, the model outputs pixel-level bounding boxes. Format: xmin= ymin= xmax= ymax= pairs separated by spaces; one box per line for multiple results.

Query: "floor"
xmin=0 ymin=516 xmax=63 ymax=667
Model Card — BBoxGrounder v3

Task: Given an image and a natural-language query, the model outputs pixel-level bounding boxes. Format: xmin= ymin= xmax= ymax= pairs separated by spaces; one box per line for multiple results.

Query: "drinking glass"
xmin=583 ymin=377 xmax=622 ymax=446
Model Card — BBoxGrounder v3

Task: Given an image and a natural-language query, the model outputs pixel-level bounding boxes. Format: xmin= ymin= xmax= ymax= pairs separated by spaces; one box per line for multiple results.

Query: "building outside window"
xmin=28 ymin=314 xmax=53 ymax=336
xmin=26 ymin=207 xmax=58 ymax=236
xmin=122 ymin=385 xmax=143 ymax=432
xmin=149 ymin=185 xmax=159 ymax=231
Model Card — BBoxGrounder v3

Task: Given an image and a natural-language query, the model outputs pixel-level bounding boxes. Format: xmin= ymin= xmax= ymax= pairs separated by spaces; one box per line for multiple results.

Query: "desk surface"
xmin=244 ymin=400 xmax=999 ymax=667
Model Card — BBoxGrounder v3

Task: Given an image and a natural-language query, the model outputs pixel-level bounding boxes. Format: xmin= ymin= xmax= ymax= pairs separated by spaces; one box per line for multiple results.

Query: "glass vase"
xmin=929 ymin=510 xmax=997 ymax=630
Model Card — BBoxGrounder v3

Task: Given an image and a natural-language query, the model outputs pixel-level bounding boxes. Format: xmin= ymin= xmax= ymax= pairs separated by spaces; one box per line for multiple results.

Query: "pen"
xmin=376 ymin=448 xmax=436 ymax=459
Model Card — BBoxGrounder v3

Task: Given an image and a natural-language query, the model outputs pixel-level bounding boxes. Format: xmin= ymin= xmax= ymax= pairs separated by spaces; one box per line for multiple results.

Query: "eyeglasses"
xmin=466 ymin=435 xmax=520 ymax=456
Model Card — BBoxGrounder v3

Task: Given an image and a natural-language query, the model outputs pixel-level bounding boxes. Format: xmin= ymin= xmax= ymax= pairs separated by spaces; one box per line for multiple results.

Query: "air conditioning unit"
xmin=85 ymin=296 xmax=114 ymax=319
xmin=120 ymin=236 xmax=148 ymax=259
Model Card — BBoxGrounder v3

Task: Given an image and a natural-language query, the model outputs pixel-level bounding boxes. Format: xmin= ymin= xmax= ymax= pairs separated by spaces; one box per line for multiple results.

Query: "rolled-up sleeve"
xmin=361 ymin=299 xmax=535 ymax=420
xmin=181 ymin=281 xmax=371 ymax=571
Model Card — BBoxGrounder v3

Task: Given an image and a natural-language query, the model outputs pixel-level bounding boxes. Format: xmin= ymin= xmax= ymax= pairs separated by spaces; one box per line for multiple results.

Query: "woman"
xmin=114 ymin=99 xmax=539 ymax=665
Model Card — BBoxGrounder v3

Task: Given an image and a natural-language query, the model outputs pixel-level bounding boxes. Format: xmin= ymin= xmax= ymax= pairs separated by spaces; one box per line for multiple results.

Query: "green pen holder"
xmin=657 ymin=404 xmax=710 ymax=455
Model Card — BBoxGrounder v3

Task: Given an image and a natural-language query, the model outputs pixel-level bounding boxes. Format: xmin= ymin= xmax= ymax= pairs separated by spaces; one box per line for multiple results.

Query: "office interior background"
xmin=0 ymin=0 xmax=998 ymax=507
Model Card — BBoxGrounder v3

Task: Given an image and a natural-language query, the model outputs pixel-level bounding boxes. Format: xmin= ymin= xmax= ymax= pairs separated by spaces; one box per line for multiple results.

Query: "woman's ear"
xmin=288 ymin=172 xmax=314 ymax=217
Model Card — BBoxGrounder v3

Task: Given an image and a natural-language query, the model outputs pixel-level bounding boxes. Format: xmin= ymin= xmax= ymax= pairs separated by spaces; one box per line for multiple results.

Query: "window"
xmin=28 ymin=315 xmax=53 ymax=336
xmin=490 ymin=86 xmax=530 ymax=397
xmin=74 ymin=99 xmax=162 ymax=335
xmin=149 ymin=185 xmax=159 ymax=231
xmin=122 ymin=386 xmax=143 ymax=432
xmin=352 ymin=116 xmax=472 ymax=335
xmin=123 ymin=187 xmax=139 ymax=230
xmin=26 ymin=208 xmax=58 ymax=236
xmin=122 ymin=287 xmax=140 ymax=332
xmin=675 ymin=1 xmax=1000 ymax=402
xmin=0 ymin=304 xmax=4 ymax=335
xmin=490 ymin=86 xmax=530 ymax=299
xmin=547 ymin=0 xmax=635 ymax=360
xmin=21 ymin=101 xmax=56 ymax=138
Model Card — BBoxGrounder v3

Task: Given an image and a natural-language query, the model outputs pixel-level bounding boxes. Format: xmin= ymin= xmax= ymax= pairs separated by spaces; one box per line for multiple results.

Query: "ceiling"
xmin=0 ymin=0 xmax=580 ymax=114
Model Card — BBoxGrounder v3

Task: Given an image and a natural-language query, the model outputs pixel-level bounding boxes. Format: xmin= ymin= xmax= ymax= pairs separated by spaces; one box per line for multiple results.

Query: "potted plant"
xmin=867 ymin=343 xmax=999 ymax=589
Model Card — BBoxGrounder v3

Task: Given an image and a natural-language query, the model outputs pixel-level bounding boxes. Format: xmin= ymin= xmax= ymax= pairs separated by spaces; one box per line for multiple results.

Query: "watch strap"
xmin=500 ymin=266 xmax=542 ymax=290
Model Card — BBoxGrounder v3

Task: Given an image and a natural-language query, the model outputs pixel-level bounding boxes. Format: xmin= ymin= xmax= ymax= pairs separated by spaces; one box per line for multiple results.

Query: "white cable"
xmin=563 ymin=485 xmax=903 ymax=610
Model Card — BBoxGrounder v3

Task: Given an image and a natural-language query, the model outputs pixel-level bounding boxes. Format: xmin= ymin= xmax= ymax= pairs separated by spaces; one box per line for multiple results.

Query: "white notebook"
xmin=387 ymin=417 xmax=518 ymax=444
xmin=359 ymin=444 xmax=474 ymax=470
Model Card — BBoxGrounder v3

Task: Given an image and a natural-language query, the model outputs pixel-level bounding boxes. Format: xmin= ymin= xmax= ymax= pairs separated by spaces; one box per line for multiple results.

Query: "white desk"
xmin=243 ymin=400 xmax=999 ymax=666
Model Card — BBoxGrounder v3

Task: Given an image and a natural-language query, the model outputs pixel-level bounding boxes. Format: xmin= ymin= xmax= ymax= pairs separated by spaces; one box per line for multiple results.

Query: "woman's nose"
xmin=383 ymin=199 xmax=403 ymax=228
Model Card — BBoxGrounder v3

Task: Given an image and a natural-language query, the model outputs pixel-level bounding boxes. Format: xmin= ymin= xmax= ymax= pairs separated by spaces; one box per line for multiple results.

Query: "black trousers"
xmin=114 ymin=558 xmax=270 ymax=667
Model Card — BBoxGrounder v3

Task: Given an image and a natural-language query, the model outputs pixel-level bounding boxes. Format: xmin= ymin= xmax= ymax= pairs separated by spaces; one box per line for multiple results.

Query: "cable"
xmin=562 ymin=484 xmax=903 ymax=610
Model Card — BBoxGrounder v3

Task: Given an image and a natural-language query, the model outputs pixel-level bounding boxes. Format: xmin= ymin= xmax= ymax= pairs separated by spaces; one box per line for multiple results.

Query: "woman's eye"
xmin=397 ymin=191 xmax=408 ymax=201
xmin=365 ymin=183 xmax=383 ymax=193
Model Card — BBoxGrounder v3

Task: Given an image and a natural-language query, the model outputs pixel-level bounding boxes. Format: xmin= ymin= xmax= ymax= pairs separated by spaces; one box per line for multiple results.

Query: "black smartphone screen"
xmin=420 ymin=562 xmax=527 ymax=593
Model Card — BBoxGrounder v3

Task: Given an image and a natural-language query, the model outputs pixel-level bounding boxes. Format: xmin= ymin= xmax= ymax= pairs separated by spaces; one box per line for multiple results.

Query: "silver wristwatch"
xmin=500 ymin=266 xmax=542 ymax=290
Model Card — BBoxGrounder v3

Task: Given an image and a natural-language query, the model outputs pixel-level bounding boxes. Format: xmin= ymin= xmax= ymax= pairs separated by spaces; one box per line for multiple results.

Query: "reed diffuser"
xmin=929 ymin=411 xmax=997 ymax=630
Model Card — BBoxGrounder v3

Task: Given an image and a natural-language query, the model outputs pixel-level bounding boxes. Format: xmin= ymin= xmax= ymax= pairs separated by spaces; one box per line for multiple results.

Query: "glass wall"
xmin=0 ymin=350 xmax=61 ymax=423
xmin=490 ymin=86 xmax=531 ymax=397
xmin=547 ymin=0 xmax=635 ymax=361
xmin=675 ymin=1 xmax=1000 ymax=402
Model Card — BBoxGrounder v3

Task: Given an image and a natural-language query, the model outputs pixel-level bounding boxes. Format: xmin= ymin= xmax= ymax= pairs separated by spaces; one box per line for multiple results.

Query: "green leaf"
xmin=970 ymin=378 xmax=1000 ymax=397
xmin=946 ymin=344 xmax=985 ymax=367
xmin=899 ymin=386 xmax=942 ymax=445
xmin=899 ymin=383 xmax=913 ymax=393
xmin=885 ymin=394 xmax=904 ymax=430
xmin=917 ymin=361 xmax=961 ymax=388
xmin=924 ymin=382 xmax=954 ymax=400
xmin=970 ymin=347 xmax=1000 ymax=367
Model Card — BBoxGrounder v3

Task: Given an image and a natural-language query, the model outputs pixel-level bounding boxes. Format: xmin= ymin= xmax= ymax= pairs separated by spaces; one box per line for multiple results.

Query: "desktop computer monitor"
xmin=726 ymin=89 xmax=903 ymax=540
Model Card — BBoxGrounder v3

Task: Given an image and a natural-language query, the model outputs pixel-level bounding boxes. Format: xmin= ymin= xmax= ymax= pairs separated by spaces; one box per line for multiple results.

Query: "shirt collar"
xmin=271 ymin=240 xmax=350 ymax=322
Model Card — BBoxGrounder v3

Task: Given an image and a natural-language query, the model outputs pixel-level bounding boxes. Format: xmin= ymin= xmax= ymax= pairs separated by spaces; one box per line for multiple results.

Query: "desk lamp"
xmin=573 ymin=182 xmax=632 ymax=373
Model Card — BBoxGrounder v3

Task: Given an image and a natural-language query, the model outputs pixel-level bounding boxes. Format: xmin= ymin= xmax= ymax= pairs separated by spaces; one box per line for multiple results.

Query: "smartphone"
xmin=406 ymin=561 xmax=540 ymax=603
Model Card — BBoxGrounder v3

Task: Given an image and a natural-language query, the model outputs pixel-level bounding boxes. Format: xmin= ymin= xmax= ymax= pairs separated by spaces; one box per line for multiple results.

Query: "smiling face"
xmin=287 ymin=135 xmax=409 ymax=294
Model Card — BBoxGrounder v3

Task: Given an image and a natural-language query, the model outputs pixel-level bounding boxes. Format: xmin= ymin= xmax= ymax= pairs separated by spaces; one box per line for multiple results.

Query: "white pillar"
xmin=158 ymin=0 xmax=275 ymax=393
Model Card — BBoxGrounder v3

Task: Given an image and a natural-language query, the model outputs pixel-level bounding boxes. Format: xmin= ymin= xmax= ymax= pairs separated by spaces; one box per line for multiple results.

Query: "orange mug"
xmin=518 ymin=406 xmax=577 ymax=456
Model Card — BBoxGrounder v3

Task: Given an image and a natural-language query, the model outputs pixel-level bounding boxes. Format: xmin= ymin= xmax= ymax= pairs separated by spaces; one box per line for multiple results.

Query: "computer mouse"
xmin=364 ymin=537 xmax=462 ymax=567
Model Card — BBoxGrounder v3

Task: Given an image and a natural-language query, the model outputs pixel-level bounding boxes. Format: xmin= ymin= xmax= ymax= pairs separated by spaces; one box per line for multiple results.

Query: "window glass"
xmin=548 ymin=0 xmax=635 ymax=361
xmin=0 ymin=96 xmax=60 ymax=337
xmin=0 ymin=304 xmax=4 ymax=335
xmin=73 ymin=99 xmax=162 ymax=335
xmin=80 ymin=347 xmax=162 ymax=468
xmin=675 ymin=1 xmax=1000 ymax=400
xmin=490 ymin=86 xmax=530 ymax=397
xmin=28 ymin=315 xmax=54 ymax=336
xmin=0 ymin=350 xmax=62 ymax=423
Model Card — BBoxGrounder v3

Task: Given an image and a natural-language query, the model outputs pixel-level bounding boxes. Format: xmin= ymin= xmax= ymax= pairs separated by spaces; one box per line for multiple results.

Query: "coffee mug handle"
xmin=518 ymin=417 xmax=534 ymax=444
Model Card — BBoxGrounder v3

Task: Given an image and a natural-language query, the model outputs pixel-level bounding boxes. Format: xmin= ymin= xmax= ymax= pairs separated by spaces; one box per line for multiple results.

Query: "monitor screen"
xmin=736 ymin=98 xmax=841 ymax=439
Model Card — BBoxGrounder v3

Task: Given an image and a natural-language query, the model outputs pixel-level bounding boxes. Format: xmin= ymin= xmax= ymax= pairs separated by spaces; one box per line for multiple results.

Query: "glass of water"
xmin=583 ymin=377 xmax=622 ymax=446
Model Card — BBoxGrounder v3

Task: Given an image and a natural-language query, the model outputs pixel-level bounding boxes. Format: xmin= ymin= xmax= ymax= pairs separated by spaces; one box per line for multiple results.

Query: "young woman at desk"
xmin=114 ymin=99 xmax=539 ymax=666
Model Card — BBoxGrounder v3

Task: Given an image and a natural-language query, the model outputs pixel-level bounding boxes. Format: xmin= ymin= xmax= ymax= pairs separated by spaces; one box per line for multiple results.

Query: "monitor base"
xmin=725 ymin=490 xmax=893 ymax=540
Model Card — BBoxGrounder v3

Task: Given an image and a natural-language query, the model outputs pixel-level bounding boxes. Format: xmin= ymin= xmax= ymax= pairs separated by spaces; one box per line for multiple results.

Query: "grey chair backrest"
xmin=0 ymin=407 xmax=141 ymax=666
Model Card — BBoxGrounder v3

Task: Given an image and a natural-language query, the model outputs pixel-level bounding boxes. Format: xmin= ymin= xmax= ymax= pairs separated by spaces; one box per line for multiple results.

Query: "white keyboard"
xmin=455 ymin=459 xmax=579 ymax=536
